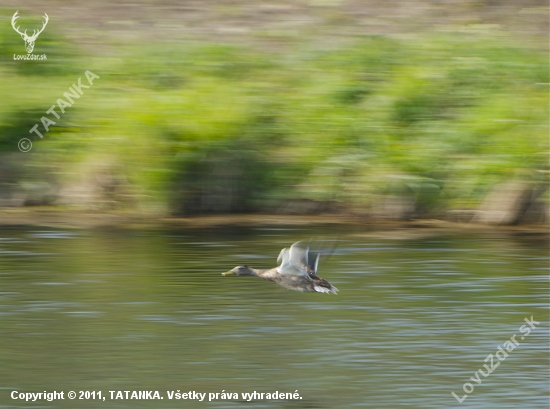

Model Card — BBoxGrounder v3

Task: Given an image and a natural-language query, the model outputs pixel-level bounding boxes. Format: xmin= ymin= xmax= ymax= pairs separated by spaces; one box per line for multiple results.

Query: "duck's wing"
xmin=276 ymin=248 xmax=289 ymax=273
xmin=277 ymin=242 xmax=310 ymax=278
xmin=278 ymin=240 xmax=338 ymax=293
xmin=307 ymin=250 xmax=320 ymax=275
xmin=290 ymin=240 xmax=321 ymax=275
xmin=288 ymin=241 xmax=308 ymax=266
xmin=278 ymin=263 xmax=309 ymax=277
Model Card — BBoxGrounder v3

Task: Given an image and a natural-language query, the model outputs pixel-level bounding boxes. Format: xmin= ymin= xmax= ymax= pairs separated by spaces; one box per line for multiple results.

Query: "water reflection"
xmin=0 ymin=227 xmax=547 ymax=408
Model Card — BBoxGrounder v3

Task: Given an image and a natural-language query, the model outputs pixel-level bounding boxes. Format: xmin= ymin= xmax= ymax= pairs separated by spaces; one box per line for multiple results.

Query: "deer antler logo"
xmin=11 ymin=10 xmax=49 ymax=54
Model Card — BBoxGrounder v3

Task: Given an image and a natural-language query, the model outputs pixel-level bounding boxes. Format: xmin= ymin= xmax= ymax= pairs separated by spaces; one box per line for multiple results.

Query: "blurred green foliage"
xmin=1 ymin=24 xmax=547 ymax=214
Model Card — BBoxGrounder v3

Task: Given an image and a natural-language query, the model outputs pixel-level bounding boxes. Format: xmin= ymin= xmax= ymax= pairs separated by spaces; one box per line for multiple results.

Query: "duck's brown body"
xmin=222 ymin=241 xmax=338 ymax=294
xmin=253 ymin=268 xmax=334 ymax=293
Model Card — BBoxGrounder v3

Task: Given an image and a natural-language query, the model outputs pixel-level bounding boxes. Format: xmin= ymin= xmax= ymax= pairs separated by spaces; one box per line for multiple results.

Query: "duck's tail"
xmin=313 ymin=282 xmax=338 ymax=294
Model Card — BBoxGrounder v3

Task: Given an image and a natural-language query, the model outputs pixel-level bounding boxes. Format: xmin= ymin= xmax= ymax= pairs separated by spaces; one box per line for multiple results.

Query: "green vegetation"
xmin=0 ymin=23 xmax=547 ymax=215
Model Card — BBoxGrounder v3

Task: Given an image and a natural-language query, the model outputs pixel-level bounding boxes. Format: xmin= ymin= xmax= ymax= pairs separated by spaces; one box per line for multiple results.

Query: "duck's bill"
xmin=222 ymin=271 xmax=235 ymax=276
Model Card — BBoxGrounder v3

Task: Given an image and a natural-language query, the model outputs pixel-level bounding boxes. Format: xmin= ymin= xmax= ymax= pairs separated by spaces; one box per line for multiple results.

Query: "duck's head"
xmin=222 ymin=265 xmax=256 ymax=276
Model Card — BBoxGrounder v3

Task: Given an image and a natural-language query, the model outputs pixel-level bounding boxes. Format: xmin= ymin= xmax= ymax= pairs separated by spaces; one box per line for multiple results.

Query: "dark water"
xmin=0 ymin=226 xmax=548 ymax=408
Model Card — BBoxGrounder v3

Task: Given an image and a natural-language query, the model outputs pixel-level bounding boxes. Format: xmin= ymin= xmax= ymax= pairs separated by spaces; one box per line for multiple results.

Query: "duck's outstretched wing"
xmin=307 ymin=249 xmax=320 ymax=275
xmin=277 ymin=247 xmax=294 ymax=275
xmin=288 ymin=241 xmax=308 ymax=267
xmin=277 ymin=241 xmax=320 ymax=278
xmin=290 ymin=240 xmax=321 ymax=275
xmin=276 ymin=242 xmax=308 ymax=278
xmin=276 ymin=240 xmax=338 ymax=294
xmin=277 ymin=247 xmax=289 ymax=267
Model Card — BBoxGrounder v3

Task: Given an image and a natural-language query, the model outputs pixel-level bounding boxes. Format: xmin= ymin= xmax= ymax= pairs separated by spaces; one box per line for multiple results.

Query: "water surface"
xmin=0 ymin=226 xmax=548 ymax=408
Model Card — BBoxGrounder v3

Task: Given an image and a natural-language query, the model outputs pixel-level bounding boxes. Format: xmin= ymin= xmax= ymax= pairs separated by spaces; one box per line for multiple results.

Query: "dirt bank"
xmin=0 ymin=208 xmax=547 ymax=241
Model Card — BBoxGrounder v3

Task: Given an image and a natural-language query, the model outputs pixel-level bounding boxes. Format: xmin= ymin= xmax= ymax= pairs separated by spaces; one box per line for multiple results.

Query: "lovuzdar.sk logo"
xmin=11 ymin=10 xmax=48 ymax=60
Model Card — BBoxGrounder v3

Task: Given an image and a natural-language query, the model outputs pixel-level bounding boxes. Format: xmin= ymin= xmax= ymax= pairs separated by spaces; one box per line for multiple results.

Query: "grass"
xmin=0 ymin=22 xmax=547 ymax=215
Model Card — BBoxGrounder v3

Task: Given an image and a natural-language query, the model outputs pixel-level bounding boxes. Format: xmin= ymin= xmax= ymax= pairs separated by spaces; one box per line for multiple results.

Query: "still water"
xmin=0 ymin=225 xmax=548 ymax=408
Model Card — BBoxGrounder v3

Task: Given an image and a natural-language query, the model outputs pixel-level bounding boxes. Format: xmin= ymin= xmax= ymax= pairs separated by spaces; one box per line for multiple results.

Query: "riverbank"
xmin=0 ymin=208 xmax=547 ymax=239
